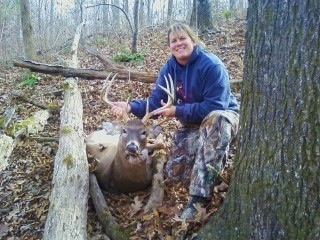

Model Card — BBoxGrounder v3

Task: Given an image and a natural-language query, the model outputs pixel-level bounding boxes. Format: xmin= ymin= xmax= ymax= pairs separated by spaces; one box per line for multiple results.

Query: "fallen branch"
xmin=144 ymin=148 xmax=167 ymax=212
xmin=1 ymin=106 xmax=15 ymax=129
xmin=13 ymin=58 xmax=242 ymax=88
xmin=84 ymin=44 xmax=126 ymax=69
xmin=89 ymin=173 xmax=130 ymax=240
xmin=12 ymin=59 xmax=157 ymax=83
xmin=12 ymin=90 xmax=48 ymax=109
xmin=27 ymin=136 xmax=59 ymax=142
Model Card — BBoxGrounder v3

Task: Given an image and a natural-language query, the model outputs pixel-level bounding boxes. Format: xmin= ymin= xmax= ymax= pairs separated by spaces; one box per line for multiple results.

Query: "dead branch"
xmin=27 ymin=136 xmax=59 ymax=142
xmin=43 ymin=90 xmax=63 ymax=97
xmin=13 ymin=54 xmax=242 ymax=88
xmin=1 ymin=106 xmax=15 ymax=129
xmin=89 ymin=173 xmax=130 ymax=240
xmin=12 ymin=90 xmax=48 ymax=109
xmin=144 ymin=149 xmax=167 ymax=212
xmin=12 ymin=60 xmax=157 ymax=83
xmin=84 ymin=45 xmax=125 ymax=69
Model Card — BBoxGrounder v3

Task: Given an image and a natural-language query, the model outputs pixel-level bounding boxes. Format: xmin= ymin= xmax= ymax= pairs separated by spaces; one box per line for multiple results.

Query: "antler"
xmin=142 ymin=74 xmax=175 ymax=124
xmin=101 ymin=72 xmax=130 ymax=122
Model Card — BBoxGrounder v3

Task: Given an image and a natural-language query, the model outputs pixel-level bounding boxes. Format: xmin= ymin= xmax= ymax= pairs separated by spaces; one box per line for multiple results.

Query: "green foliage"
xmin=222 ymin=10 xmax=232 ymax=20
xmin=19 ymin=71 xmax=37 ymax=87
xmin=112 ymin=49 xmax=144 ymax=63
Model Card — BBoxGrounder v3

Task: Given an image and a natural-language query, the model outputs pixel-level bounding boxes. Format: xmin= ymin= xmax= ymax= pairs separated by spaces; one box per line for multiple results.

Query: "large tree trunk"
xmin=43 ymin=22 xmax=89 ymax=240
xmin=198 ymin=0 xmax=320 ymax=239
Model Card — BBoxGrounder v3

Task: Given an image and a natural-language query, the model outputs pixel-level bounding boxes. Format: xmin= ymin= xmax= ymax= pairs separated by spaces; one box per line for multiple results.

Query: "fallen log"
xmin=13 ymin=58 xmax=242 ymax=88
xmin=43 ymin=22 xmax=89 ymax=240
xmin=89 ymin=173 xmax=130 ymax=240
xmin=144 ymin=137 xmax=167 ymax=212
xmin=0 ymin=109 xmax=50 ymax=171
xmin=12 ymin=59 xmax=157 ymax=83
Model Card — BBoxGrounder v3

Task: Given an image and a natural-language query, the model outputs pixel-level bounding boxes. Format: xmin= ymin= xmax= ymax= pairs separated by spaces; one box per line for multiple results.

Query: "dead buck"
xmin=86 ymin=73 xmax=174 ymax=193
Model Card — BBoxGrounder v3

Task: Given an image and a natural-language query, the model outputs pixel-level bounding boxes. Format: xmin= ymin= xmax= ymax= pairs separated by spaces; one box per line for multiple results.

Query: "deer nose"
xmin=126 ymin=142 xmax=139 ymax=154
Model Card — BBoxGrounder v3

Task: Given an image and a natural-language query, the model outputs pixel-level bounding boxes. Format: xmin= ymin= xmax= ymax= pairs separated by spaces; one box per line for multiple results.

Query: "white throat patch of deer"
xmin=86 ymin=73 xmax=174 ymax=193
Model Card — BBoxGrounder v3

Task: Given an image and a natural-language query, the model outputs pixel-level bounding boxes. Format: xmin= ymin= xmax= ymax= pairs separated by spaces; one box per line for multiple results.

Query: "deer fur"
xmin=86 ymin=119 xmax=164 ymax=193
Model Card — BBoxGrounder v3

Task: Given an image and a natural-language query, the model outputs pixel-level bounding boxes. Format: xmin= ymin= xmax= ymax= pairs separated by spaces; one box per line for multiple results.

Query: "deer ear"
xmin=101 ymin=120 xmax=123 ymax=135
xmin=148 ymin=125 xmax=162 ymax=139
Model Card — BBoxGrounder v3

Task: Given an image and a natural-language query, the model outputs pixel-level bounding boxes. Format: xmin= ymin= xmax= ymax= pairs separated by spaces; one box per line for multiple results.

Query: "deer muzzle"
xmin=126 ymin=142 xmax=139 ymax=155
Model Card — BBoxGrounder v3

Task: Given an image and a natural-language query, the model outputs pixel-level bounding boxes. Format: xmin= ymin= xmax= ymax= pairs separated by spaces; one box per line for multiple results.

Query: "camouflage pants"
xmin=165 ymin=110 xmax=239 ymax=197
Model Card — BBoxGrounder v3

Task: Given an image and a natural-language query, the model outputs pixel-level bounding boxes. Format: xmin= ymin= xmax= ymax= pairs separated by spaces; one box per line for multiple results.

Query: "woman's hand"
xmin=152 ymin=99 xmax=176 ymax=118
xmin=110 ymin=101 xmax=131 ymax=118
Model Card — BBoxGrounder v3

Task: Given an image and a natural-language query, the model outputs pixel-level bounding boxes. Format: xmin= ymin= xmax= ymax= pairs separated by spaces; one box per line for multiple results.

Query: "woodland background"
xmin=1 ymin=0 xmax=319 ymax=240
xmin=1 ymin=0 xmax=247 ymax=239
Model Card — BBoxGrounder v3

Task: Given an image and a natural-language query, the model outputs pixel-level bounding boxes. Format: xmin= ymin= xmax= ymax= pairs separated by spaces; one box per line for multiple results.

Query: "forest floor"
xmin=0 ymin=19 xmax=245 ymax=239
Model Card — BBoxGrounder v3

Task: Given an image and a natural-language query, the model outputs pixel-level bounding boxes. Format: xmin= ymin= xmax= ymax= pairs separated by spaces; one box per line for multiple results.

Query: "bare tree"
xmin=190 ymin=0 xmax=214 ymax=32
xmin=112 ymin=0 xmax=120 ymax=28
xmin=145 ymin=0 xmax=154 ymax=24
xmin=197 ymin=0 xmax=320 ymax=238
xmin=123 ymin=0 xmax=129 ymax=14
xmin=139 ymin=0 xmax=144 ymax=28
xmin=19 ymin=0 xmax=35 ymax=59
xmin=132 ymin=0 xmax=139 ymax=53
xmin=230 ymin=0 xmax=237 ymax=11
xmin=167 ymin=0 xmax=173 ymax=26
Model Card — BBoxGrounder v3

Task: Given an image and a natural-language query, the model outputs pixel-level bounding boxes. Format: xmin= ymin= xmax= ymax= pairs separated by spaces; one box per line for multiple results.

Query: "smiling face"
xmin=169 ymin=29 xmax=195 ymax=65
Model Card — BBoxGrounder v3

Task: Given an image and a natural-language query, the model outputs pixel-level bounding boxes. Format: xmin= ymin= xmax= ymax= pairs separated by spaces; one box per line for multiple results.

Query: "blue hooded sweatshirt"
xmin=129 ymin=45 xmax=239 ymax=125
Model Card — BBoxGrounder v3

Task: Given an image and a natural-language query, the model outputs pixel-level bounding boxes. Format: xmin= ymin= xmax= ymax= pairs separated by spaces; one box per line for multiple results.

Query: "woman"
xmin=110 ymin=23 xmax=239 ymax=219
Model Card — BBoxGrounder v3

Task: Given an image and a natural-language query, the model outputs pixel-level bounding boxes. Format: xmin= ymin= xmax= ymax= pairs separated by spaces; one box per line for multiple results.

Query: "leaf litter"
xmin=0 ymin=20 xmax=245 ymax=239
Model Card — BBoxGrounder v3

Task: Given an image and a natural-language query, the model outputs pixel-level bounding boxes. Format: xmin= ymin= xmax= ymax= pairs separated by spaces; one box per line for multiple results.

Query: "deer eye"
xmin=141 ymin=130 xmax=147 ymax=137
xmin=121 ymin=129 xmax=127 ymax=135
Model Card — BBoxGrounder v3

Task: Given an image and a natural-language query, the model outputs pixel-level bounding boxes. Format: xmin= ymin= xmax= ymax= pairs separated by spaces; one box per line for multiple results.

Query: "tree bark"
xmin=166 ymin=0 xmax=173 ymax=27
xmin=89 ymin=173 xmax=130 ymax=240
xmin=190 ymin=0 xmax=214 ymax=32
xmin=198 ymin=0 xmax=320 ymax=239
xmin=19 ymin=0 xmax=35 ymax=59
xmin=132 ymin=0 xmax=139 ymax=53
xmin=144 ymin=149 xmax=167 ymax=211
xmin=43 ymin=22 xmax=89 ymax=240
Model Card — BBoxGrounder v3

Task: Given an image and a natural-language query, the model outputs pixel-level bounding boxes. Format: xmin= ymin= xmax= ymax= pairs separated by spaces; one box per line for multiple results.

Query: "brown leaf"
xmin=130 ymin=196 xmax=143 ymax=217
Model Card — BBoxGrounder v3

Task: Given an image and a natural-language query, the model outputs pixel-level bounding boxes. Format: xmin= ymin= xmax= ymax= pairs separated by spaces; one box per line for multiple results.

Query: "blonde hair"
xmin=167 ymin=22 xmax=205 ymax=48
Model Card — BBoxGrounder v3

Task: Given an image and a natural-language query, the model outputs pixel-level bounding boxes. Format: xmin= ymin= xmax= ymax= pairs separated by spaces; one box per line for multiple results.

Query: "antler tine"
xmin=101 ymin=72 xmax=130 ymax=122
xmin=101 ymin=72 xmax=117 ymax=106
xmin=142 ymin=74 xmax=175 ymax=124
xmin=158 ymin=74 xmax=175 ymax=108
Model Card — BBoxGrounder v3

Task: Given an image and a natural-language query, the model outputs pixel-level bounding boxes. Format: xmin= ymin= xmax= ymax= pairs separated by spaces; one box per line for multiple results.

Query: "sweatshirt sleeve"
xmin=175 ymin=64 xmax=231 ymax=124
xmin=129 ymin=66 xmax=170 ymax=119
